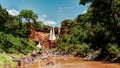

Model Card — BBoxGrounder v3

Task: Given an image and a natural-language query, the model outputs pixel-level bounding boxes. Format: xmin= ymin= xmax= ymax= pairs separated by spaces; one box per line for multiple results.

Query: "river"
xmin=19 ymin=55 xmax=120 ymax=68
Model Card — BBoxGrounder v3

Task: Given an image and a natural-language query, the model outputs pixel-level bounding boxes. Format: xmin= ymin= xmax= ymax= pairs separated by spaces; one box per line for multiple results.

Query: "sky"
xmin=0 ymin=0 xmax=89 ymax=27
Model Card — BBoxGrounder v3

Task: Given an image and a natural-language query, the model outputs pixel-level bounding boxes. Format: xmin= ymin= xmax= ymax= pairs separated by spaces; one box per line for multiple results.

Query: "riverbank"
xmin=1 ymin=50 xmax=120 ymax=68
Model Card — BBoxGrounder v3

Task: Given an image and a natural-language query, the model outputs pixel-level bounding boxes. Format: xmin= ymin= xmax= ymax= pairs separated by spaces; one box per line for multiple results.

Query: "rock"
xmin=46 ymin=61 xmax=55 ymax=65
xmin=41 ymin=55 xmax=48 ymax=60
xmin=28 ymin=28 xmax=58 ymax=49
xmin=85 ymin=50 xmax=101 ymax=60
xmin=111 ymin=51 xmax=120 ymax=62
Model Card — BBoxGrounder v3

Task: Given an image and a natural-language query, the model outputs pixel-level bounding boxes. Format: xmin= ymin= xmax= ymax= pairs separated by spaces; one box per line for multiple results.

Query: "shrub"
xmin=0 ymin=53 xmax=17 ymax=68
xmin=20 ymin=38 xmax=38 ymax=54
xmin=107 ymin=43 xmax=119 ymax=56
xmin=0 ymin=32 xmax=38 ymax=54
xmin=75 ymin=43 xmax=90 ymax=57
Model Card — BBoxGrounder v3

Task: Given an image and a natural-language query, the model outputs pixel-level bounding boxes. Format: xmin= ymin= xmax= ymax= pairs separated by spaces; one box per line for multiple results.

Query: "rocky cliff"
xmin=28 ymin=27 xmax=57 ymax=49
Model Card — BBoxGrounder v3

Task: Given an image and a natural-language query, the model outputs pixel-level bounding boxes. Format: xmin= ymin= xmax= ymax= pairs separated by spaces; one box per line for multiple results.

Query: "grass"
xmin=0 ymin=53 xmax=17 ymax=68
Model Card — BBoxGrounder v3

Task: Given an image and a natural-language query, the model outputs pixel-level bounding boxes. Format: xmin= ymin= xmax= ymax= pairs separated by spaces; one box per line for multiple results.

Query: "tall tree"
xmin=0 ymin=5 xmax=9 ymax=31
xmin=19 ymin=10 xmax=38 ymax=23
xmin=77 ymin=0 xmax=120 ymax=57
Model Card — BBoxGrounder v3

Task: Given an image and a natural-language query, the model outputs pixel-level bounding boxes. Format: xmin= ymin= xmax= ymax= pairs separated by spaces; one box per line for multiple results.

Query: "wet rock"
xmin=85 ymin=50 xmax=101 ymax=60
xmin=31 ymin=53 xmax=37 ymax=57
xmin=46 ymin=61 xmax=55 ymax=65
xmin=41 ymin=55 xmax=48 ymax=60
xmin=111 ymin=52 xmax=120 ymax=62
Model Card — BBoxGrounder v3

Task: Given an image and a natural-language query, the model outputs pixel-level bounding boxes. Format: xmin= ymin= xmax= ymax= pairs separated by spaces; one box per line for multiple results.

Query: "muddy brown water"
xmin=20 ymin=55 xmax=120 ymax=68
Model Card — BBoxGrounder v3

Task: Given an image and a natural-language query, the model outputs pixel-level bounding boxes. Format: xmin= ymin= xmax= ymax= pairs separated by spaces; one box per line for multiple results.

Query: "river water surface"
xmin=20 ymin=55 xmax=120 ymax=68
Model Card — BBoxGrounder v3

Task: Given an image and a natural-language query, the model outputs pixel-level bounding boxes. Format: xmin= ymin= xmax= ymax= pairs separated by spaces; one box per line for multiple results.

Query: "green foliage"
xmin=0 ymin=5 xmax=40 ymax=55
xmin=12 ymin=27 xmax=29 ymax=38
xmin=70 ymin=25 xmax=87 ymax=44
xmin=34 ymin=21 xmax=44 ymax=29
xmin=0 ymin=53 xmax=17 ymax=68
xmin=57 ymin=0 xmax=120 ymax=57
xmin=61 ymin=19 xmax=77 ymax=34
xmin=56 ymin=39 xmax=90 ymax=56
xmin=0 ymin=5 xmax=20 ymax=33
xmin=107 ymin=43 xmax=119 ymax=56
xmin=75 ymin=13 xmax=93 ymax=23
xmin=56 ymin=34 xmax=72 ymax=51
xmin=0 ymin=32 xmax=37 ymax=54
xmin=0 ymin=5 xmax=9 ymax=25
xmin=75 ymin=43 xmax=90 ymax=57
xmin=19 ymin=9 xmax=38 ymax=23
xmin=77 ymin=0 xmax=120 ymax=55
xmin=20 ymin=38 xmax=37 ymax=53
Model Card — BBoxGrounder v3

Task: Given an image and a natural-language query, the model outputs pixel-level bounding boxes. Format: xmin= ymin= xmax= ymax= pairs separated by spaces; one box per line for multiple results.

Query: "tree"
xmin=34 ymin=21 xmax=44 ymax=29
xmin=0 ymin=5 xmax=10 ymax=31
xmin=76 ymin=0 xmax=120 ymax=59
xmin=19 ymin=10 xmax=38 ymax=23
xmin=61 ymin=19 xmax=77 ymax=34
xmin=0 ymin=5 xmax=38 ymax=54
xmin=0 ymin=5 xmax=21 ymax=33
xmin=0 ymin=32 xmax=37 ymax=54
xmin=79 ymin=0 xmax=91 ymax=5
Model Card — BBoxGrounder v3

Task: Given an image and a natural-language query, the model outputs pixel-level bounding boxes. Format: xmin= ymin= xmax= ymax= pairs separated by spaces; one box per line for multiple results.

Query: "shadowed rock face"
xmin=28 ymin=28 xmax=58 ymax=49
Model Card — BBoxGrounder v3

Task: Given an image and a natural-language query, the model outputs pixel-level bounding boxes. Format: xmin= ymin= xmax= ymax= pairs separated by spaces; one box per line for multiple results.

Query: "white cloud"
xmin=38 ymin=14 xmax=46 ymax=21
xmin=38 ymin=14 xmax=57 ymax=25
xmin=44 ymin=20 xmax=56 ymax=25
xmin=42 ymin=14 xmax=47 ymax=18
xmin=6 ymin=9 xmax=57 ymax=26
xmin=7 ymin=9 xmax=19 ymax=16
xmin=82 ymin=10 xmax=87 ymax=14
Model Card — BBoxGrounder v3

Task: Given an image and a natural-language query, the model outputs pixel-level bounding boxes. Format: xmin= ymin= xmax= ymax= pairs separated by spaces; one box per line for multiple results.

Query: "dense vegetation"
xmin=0 ymin=5 xmax=45 ymax=54
xmin=56 ymin=0 xmax=120 ymax=60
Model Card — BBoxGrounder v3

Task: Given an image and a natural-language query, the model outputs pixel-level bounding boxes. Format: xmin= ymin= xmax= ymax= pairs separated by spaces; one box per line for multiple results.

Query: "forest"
xmin=56 ymin=0 xmax=120 ymax=61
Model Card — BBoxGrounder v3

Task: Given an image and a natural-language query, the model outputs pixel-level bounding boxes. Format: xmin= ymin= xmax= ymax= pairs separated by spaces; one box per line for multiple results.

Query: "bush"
xmin=56 ymin=42 xmax=75 ymax=53
xmin=75 ymin=43 xmax=90 ymax=57
xmin=16 ymin=38 xmax=38 ymax=54
xmin=0 ymin=53 xmax=17 ymax=68
xmin=0 ymin=32 xmax=38 ymax=54
xmin=107 ymin=43 xmax=119 ymax=56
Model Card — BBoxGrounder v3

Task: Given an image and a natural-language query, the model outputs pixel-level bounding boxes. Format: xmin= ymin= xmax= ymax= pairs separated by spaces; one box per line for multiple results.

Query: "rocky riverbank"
xmin=5 ymin=49 xmax=120 ymax=68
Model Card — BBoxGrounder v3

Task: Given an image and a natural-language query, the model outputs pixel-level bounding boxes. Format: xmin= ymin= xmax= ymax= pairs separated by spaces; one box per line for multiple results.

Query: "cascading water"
xmin=49 ymin=28 xmax=53 ymax=40
xmin=52 ymin=28 xmax=56 ymax=40
xmin=49 ymin=28 xmax=56 ymax=40
xmin=37 ymin=41 xmax=42 ymax=48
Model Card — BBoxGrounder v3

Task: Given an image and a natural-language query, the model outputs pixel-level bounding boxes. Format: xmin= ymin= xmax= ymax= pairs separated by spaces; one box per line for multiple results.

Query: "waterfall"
xmin=37 ymin=41 xmax=42 ymax=48
xmin=49 ymin=28 xmax=56 ymax=40
xmin=49 ymin=28 xmax=52 ymax=40
xmin=52 ymin=28 xmax=56 ymax=40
